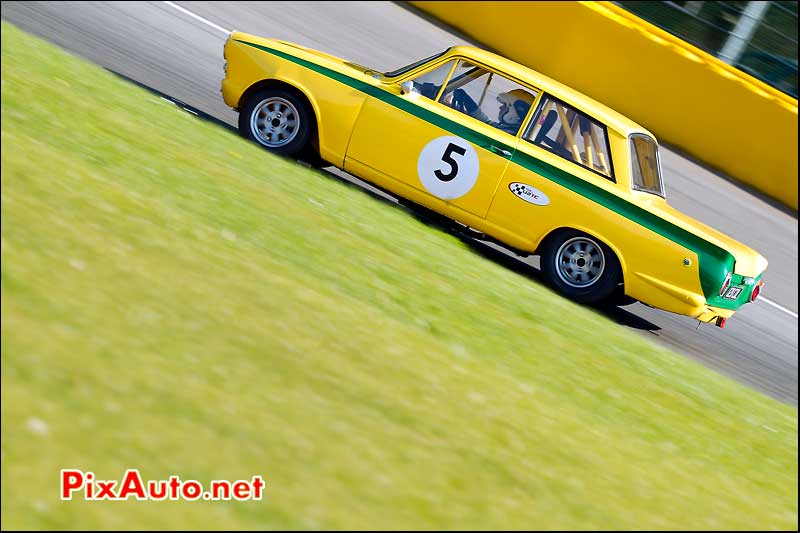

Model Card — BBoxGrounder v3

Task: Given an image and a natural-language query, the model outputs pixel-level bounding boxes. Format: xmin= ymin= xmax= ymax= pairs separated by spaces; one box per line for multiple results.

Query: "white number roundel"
xmin=417 ymin=136 xmax=479 ymax=200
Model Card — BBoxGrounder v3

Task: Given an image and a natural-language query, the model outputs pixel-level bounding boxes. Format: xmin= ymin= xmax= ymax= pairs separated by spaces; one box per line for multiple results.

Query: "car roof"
xmin=444 ymin=46 xmax=655 ymax=139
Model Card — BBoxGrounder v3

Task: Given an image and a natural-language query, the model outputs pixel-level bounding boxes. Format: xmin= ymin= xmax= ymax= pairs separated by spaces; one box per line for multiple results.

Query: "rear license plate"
xmin=723 ymin=286 xmax=742 ymax=300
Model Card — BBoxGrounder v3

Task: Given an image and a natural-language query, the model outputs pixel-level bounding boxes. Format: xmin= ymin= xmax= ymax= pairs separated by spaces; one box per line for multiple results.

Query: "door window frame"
xmin=399 ymin=55 xmax=544 ymax=139
xmin=522 ymin=93 xmax=617 ymax=182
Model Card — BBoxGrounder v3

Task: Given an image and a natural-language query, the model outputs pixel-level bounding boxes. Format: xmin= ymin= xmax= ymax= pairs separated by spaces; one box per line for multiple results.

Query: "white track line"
xmin=162 ymin=1 xmax=230 ymax=35
xmin=164 ymin=0 xmax=800 ymax=322
xmin=759 ymin=296 xmax=798 ymax=319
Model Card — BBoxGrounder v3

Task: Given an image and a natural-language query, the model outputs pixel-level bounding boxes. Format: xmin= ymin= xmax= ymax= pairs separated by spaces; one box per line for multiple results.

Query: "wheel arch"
xmin=534 ymin=226 xmax=628 ymax=288
xmin=238 ymin=79 xmax=321 ymax=154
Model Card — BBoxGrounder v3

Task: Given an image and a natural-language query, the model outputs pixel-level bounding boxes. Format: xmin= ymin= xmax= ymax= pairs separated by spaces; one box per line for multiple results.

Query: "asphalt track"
xmin=2 ymin=1 xmax=797 ymax=405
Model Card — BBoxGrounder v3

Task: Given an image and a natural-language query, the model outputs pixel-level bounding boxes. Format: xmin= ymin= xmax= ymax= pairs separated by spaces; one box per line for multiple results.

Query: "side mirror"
xmin=400 ymin=80 xmax=416 ymax=95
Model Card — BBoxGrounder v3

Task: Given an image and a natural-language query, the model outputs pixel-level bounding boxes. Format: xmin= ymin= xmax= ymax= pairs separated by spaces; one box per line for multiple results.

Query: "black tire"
xmin=540 ymin=229 xmax=621 ymax=304
xmin=238 ymin=88 xmax=313 ymax=158
xmin=604 ymin=287 xmax=638 ymax=307
xmin=298 ymin=143 xmax=328 ymax=169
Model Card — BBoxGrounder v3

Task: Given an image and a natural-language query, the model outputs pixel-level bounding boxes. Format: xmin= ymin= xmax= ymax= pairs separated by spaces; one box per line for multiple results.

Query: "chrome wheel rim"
xmin=250 ymin=97 xmax=300 ymax=148
xmin=555 ymin=236 xmax=605 ymax=288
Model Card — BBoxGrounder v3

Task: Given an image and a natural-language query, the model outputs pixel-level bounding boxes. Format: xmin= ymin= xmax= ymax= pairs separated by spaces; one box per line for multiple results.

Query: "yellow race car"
xmin=221 ymin=32 xmax=767 ymax=328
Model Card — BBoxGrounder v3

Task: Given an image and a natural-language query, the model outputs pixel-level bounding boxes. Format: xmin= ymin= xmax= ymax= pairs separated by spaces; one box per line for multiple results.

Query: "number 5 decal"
xmin=434 ymin=142 xmax=467 ymax=182
xmin=418 ymin=136 xmax=479 ymax=200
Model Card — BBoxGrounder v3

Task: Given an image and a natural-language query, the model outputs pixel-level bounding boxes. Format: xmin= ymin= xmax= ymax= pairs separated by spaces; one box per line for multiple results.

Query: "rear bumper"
xmin=694 ymin=305 xmax=736 ymax=323
xmin=631 ymin=271 xmax=757 ymax=324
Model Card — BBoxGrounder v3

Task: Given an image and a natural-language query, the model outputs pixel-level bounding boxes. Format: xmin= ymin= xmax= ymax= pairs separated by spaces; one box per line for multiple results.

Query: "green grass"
xmin=1 ymin=20 xmax=796 ymax=530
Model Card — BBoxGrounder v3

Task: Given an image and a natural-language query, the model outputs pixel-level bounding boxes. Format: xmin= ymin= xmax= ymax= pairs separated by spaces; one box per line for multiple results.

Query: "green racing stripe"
xmin=235 ymin=39 xmax=753 ymax=310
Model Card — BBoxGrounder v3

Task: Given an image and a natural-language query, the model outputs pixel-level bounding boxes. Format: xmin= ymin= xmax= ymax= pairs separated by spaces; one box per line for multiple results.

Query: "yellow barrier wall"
xmin=410 ymin=1 xmax=798 ymax=210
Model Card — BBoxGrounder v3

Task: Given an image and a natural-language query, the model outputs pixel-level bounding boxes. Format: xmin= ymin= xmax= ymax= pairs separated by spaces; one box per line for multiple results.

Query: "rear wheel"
xmin=604 ymin=287 xmax=638 ymax=307
xmin=239 ymin=89 xmax=312 ymax=157
xmin=540 ymin=229 xmax=621 ymax=304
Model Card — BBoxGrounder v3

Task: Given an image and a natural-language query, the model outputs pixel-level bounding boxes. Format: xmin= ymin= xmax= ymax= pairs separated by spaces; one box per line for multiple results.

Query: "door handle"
xmin=487 ymin=145 xmax=512 ymax=158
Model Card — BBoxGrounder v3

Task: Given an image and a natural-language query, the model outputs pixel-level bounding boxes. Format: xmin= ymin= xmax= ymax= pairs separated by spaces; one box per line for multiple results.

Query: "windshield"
xmin=630 ymin=134 xmax=665 ymax=197
xmin=384 ymin=50 xmax=447 ymax=78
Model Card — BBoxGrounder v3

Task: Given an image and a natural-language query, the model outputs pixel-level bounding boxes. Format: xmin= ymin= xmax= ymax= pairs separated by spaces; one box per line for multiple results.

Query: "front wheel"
xmin=540 ymin=230 xmax=621 ymax=304
xmin=238 ymin=89 xmax=313 ymax=157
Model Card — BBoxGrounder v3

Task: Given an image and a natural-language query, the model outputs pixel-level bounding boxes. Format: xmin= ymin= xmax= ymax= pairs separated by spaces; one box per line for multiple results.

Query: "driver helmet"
xmin=497 ymin=89 xmax=535 ymax=128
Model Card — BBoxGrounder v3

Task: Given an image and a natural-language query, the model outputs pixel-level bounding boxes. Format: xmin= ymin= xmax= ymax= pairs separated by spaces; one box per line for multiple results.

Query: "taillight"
xmin=719 ymin=272 xmax=732 ymax=297
xmin=749 ymin=280 xmax=763 ymax=302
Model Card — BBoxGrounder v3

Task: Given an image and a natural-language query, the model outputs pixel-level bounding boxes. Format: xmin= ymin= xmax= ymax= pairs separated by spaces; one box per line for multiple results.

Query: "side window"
xmin=437 ymin=60 xmax=538 ymax=136
xmin=409 ymin=60 xmax=456 ymax=101
xmin=524 ymin=96 xmax=614 ymax=180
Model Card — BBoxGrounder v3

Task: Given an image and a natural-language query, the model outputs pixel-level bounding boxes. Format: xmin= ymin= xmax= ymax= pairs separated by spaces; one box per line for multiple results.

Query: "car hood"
xmin=252 ymin=36 xmax=383 ymax=78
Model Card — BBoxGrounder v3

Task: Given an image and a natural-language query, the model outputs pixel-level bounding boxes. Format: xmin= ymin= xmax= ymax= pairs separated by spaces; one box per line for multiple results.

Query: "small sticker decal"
xmin=418 ymin=136 xmax=480 ymax=200
xmin=509 ymin=182 xmax=550 ymax=206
